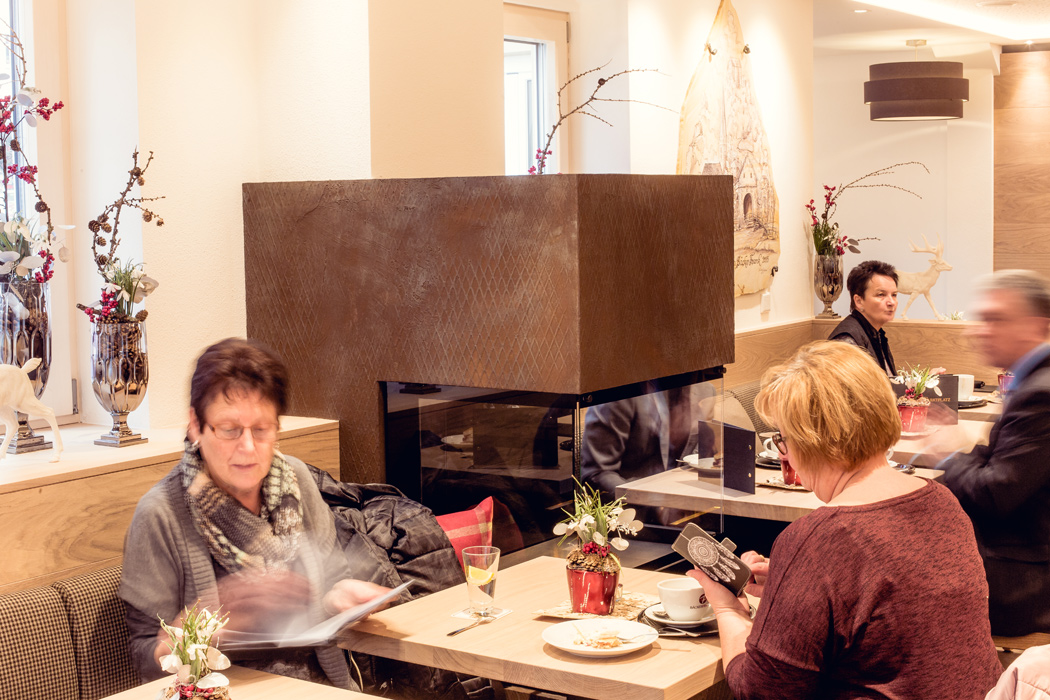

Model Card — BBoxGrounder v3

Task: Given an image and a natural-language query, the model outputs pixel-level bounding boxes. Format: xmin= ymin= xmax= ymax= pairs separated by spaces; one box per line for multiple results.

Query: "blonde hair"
xmin=755 ymin=341 xmax=901 ymax=474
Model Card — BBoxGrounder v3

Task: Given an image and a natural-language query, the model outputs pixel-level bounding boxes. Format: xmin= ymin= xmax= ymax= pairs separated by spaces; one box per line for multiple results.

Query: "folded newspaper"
xmin=220 ymin=579 xmax=413 ymax=649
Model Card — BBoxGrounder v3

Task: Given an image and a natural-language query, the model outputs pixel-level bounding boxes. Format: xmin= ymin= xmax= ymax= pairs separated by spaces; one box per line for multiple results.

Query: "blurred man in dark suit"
xmin=940 ymin=269 xmax=1050 ymax=636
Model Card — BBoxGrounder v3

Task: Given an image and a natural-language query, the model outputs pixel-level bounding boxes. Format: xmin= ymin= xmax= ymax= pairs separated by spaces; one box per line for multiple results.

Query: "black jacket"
xmin=829 ymin=310 xmax=895 ymax=375
xmin=943 ymin=354 xmax=1050 ymax=636
xmin=308 ymin=466 xmax=492 ymax=700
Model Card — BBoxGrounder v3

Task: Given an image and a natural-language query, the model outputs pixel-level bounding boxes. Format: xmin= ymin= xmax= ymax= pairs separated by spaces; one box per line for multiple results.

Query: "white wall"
xmin=133 ymin=0 xmax=372 ymax=428
xmin=65 ymin=0 xmax=143 ymax=427
xmin=813 ymin=49 xmax=994 ymax=320
xmin=58 ymin=1 xmax=372 ymax=430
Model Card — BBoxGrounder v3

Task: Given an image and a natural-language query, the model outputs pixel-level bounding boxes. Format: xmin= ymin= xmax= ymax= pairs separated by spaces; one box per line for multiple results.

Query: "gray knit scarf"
xmin=179 ymin=440 xmax=304 ymax=573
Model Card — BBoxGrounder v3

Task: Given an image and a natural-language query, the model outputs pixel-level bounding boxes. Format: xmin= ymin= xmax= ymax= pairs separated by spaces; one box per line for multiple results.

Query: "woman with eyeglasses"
xmin=119 ymin=338 xmax=390 ymax=690
xmin=688 ymin=341 xmax=1001 ymax=699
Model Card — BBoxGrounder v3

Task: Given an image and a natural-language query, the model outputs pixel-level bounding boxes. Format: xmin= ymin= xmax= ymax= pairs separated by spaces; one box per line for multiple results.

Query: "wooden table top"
xmin=338 ymin=556 xmax=728 ymax=700
xmin=100 ymin=665 xmax=370 ymax=699
xmin=616 ymin=465 xmax=943 ymax=522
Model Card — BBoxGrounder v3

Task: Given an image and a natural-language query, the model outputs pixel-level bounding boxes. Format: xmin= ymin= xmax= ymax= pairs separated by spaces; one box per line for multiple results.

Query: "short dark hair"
xmin=189 ymin=338 xmax=288 ymax=423
xmin=848 ymin=260 xmax=898 ymax=312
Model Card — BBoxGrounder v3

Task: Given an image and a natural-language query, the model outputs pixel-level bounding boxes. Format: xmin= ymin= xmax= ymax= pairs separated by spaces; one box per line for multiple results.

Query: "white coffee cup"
xmin=760 ymin=437 xmax=780 ymax=460
xmin=957 ymin=374 xmax=974 ymax=402
xmin=657 ymin=578 xmax=711 ymax=622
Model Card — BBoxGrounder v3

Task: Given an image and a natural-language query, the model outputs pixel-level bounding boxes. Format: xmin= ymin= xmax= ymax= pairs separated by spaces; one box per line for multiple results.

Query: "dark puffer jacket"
xmin=307 ymin=466 xmax=489 ymax=700
xmin=309 ymin=466 xmax=461 ymax=597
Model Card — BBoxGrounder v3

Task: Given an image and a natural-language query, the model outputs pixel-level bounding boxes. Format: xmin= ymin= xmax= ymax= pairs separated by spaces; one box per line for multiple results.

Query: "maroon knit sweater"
xmin=725 ymin=480 xmax=1002 ymax=699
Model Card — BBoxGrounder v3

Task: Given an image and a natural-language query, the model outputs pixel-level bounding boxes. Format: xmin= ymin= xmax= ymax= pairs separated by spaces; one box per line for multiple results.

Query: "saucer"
xmin=642 ymin=603 xmax=716 ymax=629
xmin=757 ymin=450 xmax=780 ymax=462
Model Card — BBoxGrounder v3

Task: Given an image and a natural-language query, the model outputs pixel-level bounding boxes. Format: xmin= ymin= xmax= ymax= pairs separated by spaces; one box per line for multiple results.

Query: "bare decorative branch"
xmin=531 ymin=62 xmax=675 ymax=174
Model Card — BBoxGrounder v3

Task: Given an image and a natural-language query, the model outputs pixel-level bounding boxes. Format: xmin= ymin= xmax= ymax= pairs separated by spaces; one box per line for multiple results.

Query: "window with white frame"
xmin=503 ymin=4 xmax=569 ymax=176
xmin=504 ymin=39 xmax=546 ymax=175
xmin=6 ymin=0 xmax=77 ymax=420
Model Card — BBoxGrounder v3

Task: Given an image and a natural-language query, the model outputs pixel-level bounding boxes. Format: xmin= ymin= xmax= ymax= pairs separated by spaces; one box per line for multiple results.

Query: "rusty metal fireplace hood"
xmin=244 ymin=174 xmax=735 ymax=483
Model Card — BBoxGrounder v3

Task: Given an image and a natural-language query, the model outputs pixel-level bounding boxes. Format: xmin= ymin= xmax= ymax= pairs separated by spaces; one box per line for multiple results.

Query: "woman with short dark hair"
xmin=829 ymin=259 xmax=898 ymax=375
xmin=119 ymin=338 xmax=390 ymax=689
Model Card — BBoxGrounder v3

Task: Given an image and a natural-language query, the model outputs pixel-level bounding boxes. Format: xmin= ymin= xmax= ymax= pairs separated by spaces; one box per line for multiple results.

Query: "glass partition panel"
xmin=382 ymin=368 xmax=726 ymax=560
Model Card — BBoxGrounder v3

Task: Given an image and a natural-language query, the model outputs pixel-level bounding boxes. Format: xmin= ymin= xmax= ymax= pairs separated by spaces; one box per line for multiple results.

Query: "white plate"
xmin=679 ymin=454 xmax=716 ymax=470
xmin=441 ymin=434 xmax=472 ymax=447
xmin=757 ymin=450 xmax=780 ymax=462
xmin=642 ymin=603 xmax=716 ymax=630
xmin=542 ymin=618 xmax=658 ymax=657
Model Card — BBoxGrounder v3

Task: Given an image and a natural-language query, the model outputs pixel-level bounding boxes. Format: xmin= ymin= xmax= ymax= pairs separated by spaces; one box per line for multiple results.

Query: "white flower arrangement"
xmin=158 ymin=604 xmax=231 ymax=692
xmin=892 ymin=365 xmax=945 ymax=404
xmin=553 ymin=479 xmax=644 ymax=553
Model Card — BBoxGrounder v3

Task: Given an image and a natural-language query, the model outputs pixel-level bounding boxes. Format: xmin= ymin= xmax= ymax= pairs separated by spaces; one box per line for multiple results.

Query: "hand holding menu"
xmin=221 ymin=579 xmax=413 ymax=649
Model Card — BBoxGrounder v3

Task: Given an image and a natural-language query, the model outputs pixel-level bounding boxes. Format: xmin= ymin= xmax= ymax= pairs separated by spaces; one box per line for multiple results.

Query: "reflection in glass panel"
xmin=382 ymin=371 xmax=724 ymax=561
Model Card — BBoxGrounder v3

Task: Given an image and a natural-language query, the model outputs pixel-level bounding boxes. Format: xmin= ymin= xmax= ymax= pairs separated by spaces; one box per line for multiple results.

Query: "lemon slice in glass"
xmin=466 ymin=566 xmax=495 ymax=585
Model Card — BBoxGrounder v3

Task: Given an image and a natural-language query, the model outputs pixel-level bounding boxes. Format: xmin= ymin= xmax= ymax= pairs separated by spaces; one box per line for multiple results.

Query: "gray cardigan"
xmin=118 ymin=454 xmax=356 ymax=689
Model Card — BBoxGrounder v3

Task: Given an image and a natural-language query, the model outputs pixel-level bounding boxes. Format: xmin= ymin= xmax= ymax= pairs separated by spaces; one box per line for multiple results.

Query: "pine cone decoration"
xmin=34 ymin=200 xmax=47 ymax=212
xmin=566 ymin=547 xmax=619 ymax=573
xmin=88 ymin=220 xmax=101 ymax=233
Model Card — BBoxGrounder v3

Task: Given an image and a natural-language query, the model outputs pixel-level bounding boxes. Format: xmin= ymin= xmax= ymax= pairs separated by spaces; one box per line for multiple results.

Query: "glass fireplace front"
xmin=383 ymin=368 xmax=726 ymax=558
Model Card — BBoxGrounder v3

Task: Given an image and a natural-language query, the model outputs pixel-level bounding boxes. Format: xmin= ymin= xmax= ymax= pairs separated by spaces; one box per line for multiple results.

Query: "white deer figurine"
xmin=0 ymin=357 xmax=62 ymax=462
xmin=897 ymin=233 xmax=953 ymax=320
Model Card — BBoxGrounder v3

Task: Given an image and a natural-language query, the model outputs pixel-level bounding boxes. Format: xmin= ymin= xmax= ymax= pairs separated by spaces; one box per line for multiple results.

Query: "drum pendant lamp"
xmin=864 ymin=59 xmax=969 ymax=121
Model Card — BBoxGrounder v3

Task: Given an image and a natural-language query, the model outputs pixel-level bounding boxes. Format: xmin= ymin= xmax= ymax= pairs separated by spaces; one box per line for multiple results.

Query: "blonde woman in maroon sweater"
xmin=690 ymin=341 xmax=1001 ymax=700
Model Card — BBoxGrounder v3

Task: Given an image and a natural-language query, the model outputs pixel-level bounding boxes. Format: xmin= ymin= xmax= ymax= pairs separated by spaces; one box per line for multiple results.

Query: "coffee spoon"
xmin=447 ymin=612 xmax=495 ymax=636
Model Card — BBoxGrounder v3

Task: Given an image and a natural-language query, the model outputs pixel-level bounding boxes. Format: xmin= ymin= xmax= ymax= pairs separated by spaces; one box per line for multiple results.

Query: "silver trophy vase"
xmin=92 ymin=321 xmax=149 ymax=447
xmin=814 ymin=254 xmax=844 ymax=319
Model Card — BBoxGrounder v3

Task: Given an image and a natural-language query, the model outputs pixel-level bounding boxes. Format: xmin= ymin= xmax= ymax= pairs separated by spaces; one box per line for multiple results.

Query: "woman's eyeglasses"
xmin=771 ymin=431 xmax=787 ymax=455
xmin=205 ymin=423 xmax=279 ymax=442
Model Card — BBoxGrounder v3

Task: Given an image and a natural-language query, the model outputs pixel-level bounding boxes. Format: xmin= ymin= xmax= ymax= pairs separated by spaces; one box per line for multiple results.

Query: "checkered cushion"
xmin=0 ymin=583 xmax=78 ymax=700
xmin=435 ymin=496 xmax=494 ymax=566
xmin=51 ymin=566 xmax=137 ymax=700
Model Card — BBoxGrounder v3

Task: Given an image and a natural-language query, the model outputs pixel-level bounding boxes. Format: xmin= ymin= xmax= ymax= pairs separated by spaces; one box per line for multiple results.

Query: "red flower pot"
xmin=898 ymin=404 xmax=929 ymax=433
xmin=567 ymin=566 xmax=619 ymax=615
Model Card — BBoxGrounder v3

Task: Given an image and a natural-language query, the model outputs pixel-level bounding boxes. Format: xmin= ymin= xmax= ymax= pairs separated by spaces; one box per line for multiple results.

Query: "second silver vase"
xmin=91 ymin=320 xmax=149 ymax=447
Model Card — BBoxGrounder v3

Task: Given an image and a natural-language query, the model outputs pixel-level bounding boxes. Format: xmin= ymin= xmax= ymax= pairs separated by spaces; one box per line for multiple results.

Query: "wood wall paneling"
xmin=995 ymin=53 xmax=1050 ymax=278
xmin=995 ymin=52 xmax=1050 ymax=110
xmin=812 ymin=318 xmax=999 ymax=383
xmin=724 ymin=320 xmax=813 ymax=387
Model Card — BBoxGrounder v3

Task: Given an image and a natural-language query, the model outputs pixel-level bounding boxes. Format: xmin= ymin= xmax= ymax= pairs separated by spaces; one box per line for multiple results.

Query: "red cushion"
xmin=435 ymin=497 xmax=494 ymax=566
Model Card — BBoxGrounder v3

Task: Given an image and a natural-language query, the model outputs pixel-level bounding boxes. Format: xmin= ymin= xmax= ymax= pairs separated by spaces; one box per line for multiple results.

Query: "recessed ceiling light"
xmin=854 ymin=8 xmax=870 ymax=12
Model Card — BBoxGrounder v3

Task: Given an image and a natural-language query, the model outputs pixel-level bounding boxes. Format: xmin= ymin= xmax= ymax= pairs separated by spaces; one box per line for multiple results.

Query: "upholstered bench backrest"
xmin=0 ymin=583 xmax=79 ymax=700
xmin=51 ymin=566 xmax=138 ymax=700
